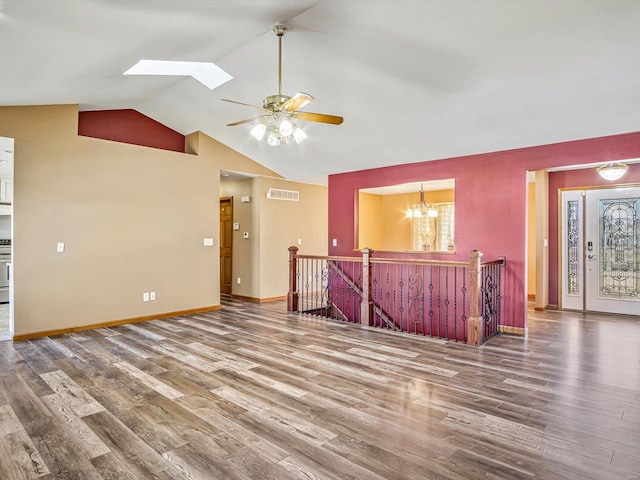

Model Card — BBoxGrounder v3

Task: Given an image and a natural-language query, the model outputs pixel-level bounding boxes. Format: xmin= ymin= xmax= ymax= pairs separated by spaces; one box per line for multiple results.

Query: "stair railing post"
xmin=360 ymin=248 xmax=374 ymax=326
xmin=287 ymin=246 xmax=299 ymax=312
xmin=467 ymin=250 xmax=483 ymax=346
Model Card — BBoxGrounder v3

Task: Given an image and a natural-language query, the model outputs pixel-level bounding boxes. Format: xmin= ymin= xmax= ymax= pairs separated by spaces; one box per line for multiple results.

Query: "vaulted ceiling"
xmin=1 ymin=0 xmax=639 ymax=183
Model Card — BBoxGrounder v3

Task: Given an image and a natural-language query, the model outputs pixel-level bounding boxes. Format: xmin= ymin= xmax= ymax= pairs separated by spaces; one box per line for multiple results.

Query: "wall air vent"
xmin=266 ymin=188 xmax=299 ymax=201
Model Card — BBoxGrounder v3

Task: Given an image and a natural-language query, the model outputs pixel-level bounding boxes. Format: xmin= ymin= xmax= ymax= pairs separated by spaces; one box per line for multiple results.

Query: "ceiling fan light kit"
xmin=222 ymin=24 xmax=343 ymax=146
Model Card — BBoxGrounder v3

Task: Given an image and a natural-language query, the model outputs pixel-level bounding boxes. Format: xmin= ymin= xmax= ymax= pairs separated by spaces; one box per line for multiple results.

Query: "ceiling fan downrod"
xmin=273 ymin=25 xmax=288 ymax=97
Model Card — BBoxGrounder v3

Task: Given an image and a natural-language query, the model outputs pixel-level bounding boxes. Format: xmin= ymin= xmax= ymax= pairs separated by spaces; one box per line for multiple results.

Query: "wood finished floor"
xmin=1 ymin=299 xmax=639 ymax=479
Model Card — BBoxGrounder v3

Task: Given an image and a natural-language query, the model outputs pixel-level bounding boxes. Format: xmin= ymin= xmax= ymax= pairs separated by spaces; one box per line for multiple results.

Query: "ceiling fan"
xmin=222 ymin=25 xmax=343 ymax=145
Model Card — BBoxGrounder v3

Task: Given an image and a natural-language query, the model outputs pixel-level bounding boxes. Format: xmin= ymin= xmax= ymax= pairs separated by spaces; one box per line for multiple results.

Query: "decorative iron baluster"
xmin=462 ymin=266 xmax=467 ymax=343
xmin=408 ymin=266 xmax=423 ymax=335
xmin=444 ymin=265 xmax=450 ymax=340
xmin=428 ymin=265 xmax=434 ymax=337
xmin=454 ymin=266 xmax=458 ymax=342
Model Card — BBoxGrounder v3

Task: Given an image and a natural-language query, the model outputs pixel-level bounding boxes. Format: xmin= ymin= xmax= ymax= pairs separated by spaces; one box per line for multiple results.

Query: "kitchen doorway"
xmin=0 ymin=136 xmax=13 ymax=341
xmin=220 ymin=197 xmax=233 ymax=295
xmin=561 ymin=186 xmax=640 ymax=315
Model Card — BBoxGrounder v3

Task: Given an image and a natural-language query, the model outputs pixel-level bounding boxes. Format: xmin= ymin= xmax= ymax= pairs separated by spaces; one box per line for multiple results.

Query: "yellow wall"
xmin=358 ymin=192 xmax=383 ymax=250
xmin=0 ymin=104 xmax=280 ymax=336
xmin=527 ymin=182 xmax=536 ymax=297
xmin=358 ymin=189 xmax=455 ymax=252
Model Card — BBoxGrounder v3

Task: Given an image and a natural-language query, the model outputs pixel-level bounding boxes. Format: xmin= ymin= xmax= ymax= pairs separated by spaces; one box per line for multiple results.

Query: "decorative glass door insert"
xmin=562 ymin=186 xmax=640 ymax=315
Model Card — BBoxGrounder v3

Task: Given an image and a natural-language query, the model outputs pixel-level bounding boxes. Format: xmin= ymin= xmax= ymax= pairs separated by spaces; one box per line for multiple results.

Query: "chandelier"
xmin=250 ymin=111 xmax=307 ymax=146
xmin=596 ymin=162 xmax=628 ymax=181
xmin=406 ymin=184 xmax=438 ymax=218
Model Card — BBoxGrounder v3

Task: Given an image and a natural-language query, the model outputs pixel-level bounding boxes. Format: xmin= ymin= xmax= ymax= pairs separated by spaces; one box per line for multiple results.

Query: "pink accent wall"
xmin=78 ymin=109 xmax=185 ymax=153
xmin=328 ymin=131 xmax=640 ymax=330
xmin=548 ymin=163 xmax=640 ymax=306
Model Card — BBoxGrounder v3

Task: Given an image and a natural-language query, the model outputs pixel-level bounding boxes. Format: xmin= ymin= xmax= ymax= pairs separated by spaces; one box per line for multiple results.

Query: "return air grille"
xmin=266 ymin=188 xmax=299 ymax=201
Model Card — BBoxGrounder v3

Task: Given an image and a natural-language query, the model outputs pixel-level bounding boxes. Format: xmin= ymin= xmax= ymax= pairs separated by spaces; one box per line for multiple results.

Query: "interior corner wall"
xmin=258 ymin=177 xmax=328 ymax=300
xmin=0 ymin=104 xmax=269 ymax=337
xmin=328 ymin=131 xmax=640 ymax=330
xmin=220 ymin=178 xmax=258 ymax=298
xmin=527 ymin=183 xmax=536 ymax=298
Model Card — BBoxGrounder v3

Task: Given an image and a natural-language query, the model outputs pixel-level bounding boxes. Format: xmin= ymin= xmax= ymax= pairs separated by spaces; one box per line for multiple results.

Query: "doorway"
xmin=0 ymin=136 xmax=13 ymax=341
xmin=220 ymin=197 xmax=233 ymax=295
xmin=561 ymin=186 xmax=640 ymax=315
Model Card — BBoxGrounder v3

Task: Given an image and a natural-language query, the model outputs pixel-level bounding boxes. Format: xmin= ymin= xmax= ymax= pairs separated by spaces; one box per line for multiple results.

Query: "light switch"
xmin=203 ymin=238 xmax=214 ymax=246
xmin=297 ymin=238 xmax=302 ymax=246
xmin=243 ymin=232 xmax=249 ymax=239
xmin=233 ymin=222 xmax=240 ymax=230
xmin=332 ymin=238 xmax=337 ymax=247
xmin=57 ymin=242 xmax=65 ymax=253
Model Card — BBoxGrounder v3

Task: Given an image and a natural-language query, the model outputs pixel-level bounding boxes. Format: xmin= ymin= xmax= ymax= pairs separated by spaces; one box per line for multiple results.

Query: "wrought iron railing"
xmin=287 ymin=247 xmax=505 ymax=346
xmin=294 ymin=254 xmax=363 ymax=324
xmin=369 ymin=258 xmax=469 ymax=341
xmin=481 ymin=259 xmax=504 ymax=341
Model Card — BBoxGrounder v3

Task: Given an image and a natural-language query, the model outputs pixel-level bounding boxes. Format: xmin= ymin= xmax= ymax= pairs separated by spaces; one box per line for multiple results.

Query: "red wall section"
xmin=548 ymin=164 xmax=640 ymax=307
xmin=328 ymin=131 xmax=640 ymax=330
xmin=78 ymin=109 xmax=185 ymax=153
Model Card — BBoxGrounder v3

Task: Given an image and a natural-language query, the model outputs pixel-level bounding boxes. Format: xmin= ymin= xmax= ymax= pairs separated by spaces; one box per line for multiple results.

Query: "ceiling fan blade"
xmin=281 ymin=92 xmax=315 ymax=112
xmin=227 ymin=116 xmax=266 ymax=127
xmin=221 ymin=99 xmax=265 ymax=110
xmin=294 ymin=111 xmax=344 ymax=125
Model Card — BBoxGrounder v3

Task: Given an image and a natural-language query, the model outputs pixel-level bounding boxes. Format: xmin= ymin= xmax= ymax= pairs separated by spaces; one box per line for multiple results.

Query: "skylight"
xmin=123 ymin=60 xmax=232 ymax=90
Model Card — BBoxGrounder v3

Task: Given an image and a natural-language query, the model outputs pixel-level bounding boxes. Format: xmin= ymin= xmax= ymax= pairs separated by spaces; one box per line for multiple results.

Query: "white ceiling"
xmin=1 ymin=0 xmax=640 ymax=184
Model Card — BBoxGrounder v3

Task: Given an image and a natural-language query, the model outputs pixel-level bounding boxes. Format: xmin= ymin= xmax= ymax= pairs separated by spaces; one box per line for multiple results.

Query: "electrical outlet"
xmin=57 ymin=242 xmax=65 ymax=253
xmin=143 ymin=292 xmax=149 ymax=302
xmin=237 ymin=277 xmax=241 ymax=284
xmin=297 ymin=238 xmax=302 ymax=245
xmin=150 ymin=292 xmax=156 ymax=301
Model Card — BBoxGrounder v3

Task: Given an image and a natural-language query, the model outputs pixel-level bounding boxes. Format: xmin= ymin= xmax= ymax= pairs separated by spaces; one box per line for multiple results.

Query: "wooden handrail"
xmin=481 ymin=257 xmax=506 ymax=267
xmin=296 ymin=254 xmax=363 ymax=262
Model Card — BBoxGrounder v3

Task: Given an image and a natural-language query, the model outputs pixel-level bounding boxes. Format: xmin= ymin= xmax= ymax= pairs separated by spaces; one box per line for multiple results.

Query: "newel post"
xmin=467 ymin=250 xmax=483 ymax=346
xmin=287 ymin=246 xmax=299 ymax=312
xmin=360 ymin=248 xmax=374 ymax=327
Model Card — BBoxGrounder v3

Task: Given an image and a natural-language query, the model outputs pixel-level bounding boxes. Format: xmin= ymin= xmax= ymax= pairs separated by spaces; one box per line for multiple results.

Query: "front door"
xmin=220 ymin=197 xmax=233 ymax=295
xmin=561 ymin=186 xmax=640 ymax=314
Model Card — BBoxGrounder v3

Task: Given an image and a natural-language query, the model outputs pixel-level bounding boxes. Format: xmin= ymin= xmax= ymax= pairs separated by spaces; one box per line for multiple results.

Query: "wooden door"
xmin=220 ymin=197 xmax=233 ymax=295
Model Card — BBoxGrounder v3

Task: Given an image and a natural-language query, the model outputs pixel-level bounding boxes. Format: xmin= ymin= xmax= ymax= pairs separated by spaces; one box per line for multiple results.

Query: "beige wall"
xmin=527 ymin=183 xmax=536 ymax=297
xmin=0 ymin=104 xmax=280 ymax=336
xmin=220 ymin=176 xmax=328 ymax=300
xmin=358 ymin=189 xmax=455 ymax=252
xmin=258 ymin=177 xmax=328 ymax=299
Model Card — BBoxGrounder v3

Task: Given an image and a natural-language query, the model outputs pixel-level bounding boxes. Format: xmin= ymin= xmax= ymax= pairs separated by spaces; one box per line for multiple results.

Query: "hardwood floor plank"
xmin=0 ymin=404 xmax=50 ymax=479
xmin=41 ymin=393 xmax=110 ymax=459
xmin=82 ymin=410 xmax=189 ymax=480
xmin=1 ymin=300 xmax=640 ymax=479
xmin=113 ymin=361 xmax=184 ymax=400
xmin=39 ymin=370 xmax=105 ymax=417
